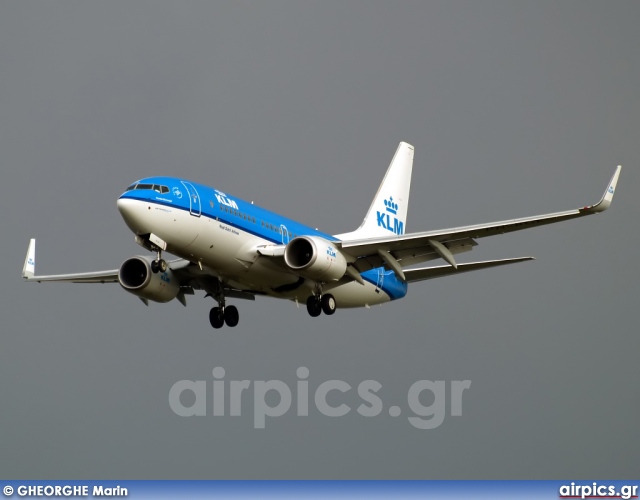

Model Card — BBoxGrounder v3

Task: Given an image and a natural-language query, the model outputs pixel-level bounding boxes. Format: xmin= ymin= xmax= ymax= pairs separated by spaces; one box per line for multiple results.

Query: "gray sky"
xmin=1 ymin=1 xmax=638 ymax=479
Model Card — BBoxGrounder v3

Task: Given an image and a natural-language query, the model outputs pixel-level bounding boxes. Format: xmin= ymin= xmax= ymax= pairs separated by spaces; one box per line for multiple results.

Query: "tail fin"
xmin=338 ymin=142 xmax=414 ymax=240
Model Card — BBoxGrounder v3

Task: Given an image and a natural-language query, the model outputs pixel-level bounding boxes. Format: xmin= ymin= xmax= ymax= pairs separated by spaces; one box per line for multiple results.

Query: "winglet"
xmin=22 ymin=238 xmax=36 ymax=279
xmin=583 ymin=165 xmax=621 ymax=213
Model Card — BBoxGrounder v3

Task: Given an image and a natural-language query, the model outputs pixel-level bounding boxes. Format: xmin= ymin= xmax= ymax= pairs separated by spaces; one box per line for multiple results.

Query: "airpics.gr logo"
xmin=377 ymin=196 xmax=404 ymax=235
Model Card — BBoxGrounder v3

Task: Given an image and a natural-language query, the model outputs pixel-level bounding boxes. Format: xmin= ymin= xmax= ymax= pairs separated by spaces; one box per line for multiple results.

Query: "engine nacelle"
xmin=118 ymin=256 xmax=180 ymax=303
xmin=284 ymin=236 xmax=348 ymax=282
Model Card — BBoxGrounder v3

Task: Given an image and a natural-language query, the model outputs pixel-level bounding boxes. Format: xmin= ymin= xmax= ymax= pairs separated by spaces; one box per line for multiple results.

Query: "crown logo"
xmin=384 ymin=196 xmax=398 ymax=215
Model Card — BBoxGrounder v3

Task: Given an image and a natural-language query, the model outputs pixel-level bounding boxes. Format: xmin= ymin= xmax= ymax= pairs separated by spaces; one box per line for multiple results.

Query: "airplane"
xmin=22 ymin=142 xmax=621 ymax=329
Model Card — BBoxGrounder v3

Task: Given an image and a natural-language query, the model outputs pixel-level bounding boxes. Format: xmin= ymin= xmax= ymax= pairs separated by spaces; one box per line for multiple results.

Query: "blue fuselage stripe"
xmin=120 ymin=178 xmax=338 ymax=245
xmin=121 ymin=194 xmax=286 ymax=244
xmin=360 ymin=271 xmax=409 ymax=301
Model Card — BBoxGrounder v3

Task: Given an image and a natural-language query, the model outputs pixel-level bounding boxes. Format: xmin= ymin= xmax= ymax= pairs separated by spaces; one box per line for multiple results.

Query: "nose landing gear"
xmin=151 ymin=258 xmax=167 ymax=274
xmin=150 ymin=247 xmax=167 ymax=274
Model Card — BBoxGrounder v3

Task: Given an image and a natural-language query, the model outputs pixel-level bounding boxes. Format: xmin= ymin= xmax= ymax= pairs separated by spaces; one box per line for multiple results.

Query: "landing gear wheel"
xmin=306 ymin=296 xmax=322 ymax=317
xmin=209 ymin=307 xmax=225 ymax=329
xmin=321 ymin=294 xmax=336 ymax=315
xmin=151 ymin=258 xmax=167 ymax=274
xmin=224 ymin=305 xmax=239 ymax=327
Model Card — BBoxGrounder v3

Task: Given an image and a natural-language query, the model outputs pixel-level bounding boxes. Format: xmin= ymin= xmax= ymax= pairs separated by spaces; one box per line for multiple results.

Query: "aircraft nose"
xmin=117 ymin=196 xmax=131 ymax=217
xmin=117 ymin=196 xmax=144 ymax=232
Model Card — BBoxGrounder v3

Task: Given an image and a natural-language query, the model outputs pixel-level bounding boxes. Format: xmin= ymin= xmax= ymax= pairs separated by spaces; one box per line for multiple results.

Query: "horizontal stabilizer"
xmin=403 ymin=257 xmax=534 ymax=283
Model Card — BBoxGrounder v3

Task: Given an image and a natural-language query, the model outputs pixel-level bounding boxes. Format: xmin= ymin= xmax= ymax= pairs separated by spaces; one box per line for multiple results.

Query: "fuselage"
xmin=117 ymin=177 xmax=408 ymax=308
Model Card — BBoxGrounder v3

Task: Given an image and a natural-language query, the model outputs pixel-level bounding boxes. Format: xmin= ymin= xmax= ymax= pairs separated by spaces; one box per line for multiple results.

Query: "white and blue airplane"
xmin=22 ymin=143 xmax=621 ymax=329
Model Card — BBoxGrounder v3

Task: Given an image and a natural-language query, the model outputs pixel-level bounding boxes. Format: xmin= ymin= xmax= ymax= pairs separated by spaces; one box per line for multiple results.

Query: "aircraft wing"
xmin=21 ymin=239 xmax=196 ymax=284
xmin=403 ymin=257 xmax=534 ymax=283
xmin=23 ymin=269 xmax=120 ymax=283
xmin=21 ymin=239 xmax=256 ymax=306
xmin=339 ymin=166 xmax=621 ymax=272
xmin=21 ymin=240 xmax=119 ymax=283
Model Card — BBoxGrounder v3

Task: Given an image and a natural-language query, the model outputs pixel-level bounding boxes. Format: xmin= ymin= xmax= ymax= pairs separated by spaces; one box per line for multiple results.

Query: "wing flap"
xmin=404 ymin=257 xmax=535 ymax=283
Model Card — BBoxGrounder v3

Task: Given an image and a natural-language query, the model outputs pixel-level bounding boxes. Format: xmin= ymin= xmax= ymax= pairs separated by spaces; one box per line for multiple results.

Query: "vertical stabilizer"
xmin=337 ymin=142 xmax=414 ymax=240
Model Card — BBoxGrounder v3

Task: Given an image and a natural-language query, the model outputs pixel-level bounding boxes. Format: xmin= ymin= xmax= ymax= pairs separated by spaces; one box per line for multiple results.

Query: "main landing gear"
xmin=207 ymin=284 xmax=239 ymax=329
xmin=209 ymin=304 xmax=239 ymax=329
xmin=306 ymin=293 xmax=336 ymax=317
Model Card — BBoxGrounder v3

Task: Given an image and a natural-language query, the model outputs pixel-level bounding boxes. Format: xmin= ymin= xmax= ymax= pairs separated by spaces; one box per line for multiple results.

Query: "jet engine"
xmin=284 ymin=236 xmax=347 ymax=281
xmin=118 ymin=256 xmax=180 ymax=303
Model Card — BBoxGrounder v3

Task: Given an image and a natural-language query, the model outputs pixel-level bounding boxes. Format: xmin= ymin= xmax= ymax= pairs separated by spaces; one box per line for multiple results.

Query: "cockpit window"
xmin=125 ymin=184 xmax=137 ymax=192
xmin=136 ymin=183 xmax=153 ymax=190
xmin=147 ymin=184 xmax=170 ymax=194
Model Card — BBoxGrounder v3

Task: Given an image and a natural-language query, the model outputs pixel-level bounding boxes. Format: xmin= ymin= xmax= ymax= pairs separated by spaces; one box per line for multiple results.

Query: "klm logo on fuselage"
xmin=215 ymin=192 xmax=239 ymax=210
xmin=376 ymin=196 xmax=404 ymax=235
